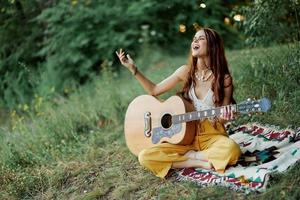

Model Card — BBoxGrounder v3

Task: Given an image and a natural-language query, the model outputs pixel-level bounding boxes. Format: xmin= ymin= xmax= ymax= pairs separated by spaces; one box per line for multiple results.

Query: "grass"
xmin=0 ymin=43 xmax=299 ymax=199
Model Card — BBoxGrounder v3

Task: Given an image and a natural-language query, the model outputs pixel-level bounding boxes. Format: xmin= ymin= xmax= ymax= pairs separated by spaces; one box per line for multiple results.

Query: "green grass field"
xmin=0 ymin=44 xmax=299 ymax=199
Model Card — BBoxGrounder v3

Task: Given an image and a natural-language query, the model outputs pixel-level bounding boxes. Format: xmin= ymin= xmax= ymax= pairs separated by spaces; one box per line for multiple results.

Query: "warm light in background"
xmin=224 ymin=17 xmax=231 ymax=25
xmin=179 ymin=24 xmax=186 ymax=33
xmin=233 ymin=14 xmax=245 ymax=22
xmin=200 ymin=3 xmax=206 ymax=8
xmin=193 ymin=23 xmax=201 ymax=31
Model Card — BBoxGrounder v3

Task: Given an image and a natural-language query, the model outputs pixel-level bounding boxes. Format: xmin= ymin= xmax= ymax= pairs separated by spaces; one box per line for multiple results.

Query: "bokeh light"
xmin=200 ymin=3 xmax=206 ymax=8
xmin=224 ymin=17 xmax=231 ymax=25
xmin=179 ymin=24 xmax=186 ymax=33
xmin=233 ymin=14 xmax=245 ymax=22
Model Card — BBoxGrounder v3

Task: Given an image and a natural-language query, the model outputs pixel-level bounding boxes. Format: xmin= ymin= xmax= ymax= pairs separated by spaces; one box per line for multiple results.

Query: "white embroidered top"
xmin=188 ymin=83 xmax=215 ymax=111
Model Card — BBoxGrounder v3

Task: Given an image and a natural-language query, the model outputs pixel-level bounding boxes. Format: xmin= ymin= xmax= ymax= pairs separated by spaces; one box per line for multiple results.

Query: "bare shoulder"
xmin=174 ymin=65 xmax=190 ymax=82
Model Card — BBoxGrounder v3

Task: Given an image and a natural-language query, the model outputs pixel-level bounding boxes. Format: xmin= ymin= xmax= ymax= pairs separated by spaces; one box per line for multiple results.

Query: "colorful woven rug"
xmin=175 ymin=123 xmax=300 ymax=193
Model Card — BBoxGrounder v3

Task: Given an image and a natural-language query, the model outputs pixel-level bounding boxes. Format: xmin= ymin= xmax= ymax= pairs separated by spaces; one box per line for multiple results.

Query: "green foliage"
xmin=236 ymin=0 xmax=300 ymax=46
xmin=0 ymin=0 xmax=241 ymax=109
xmin=0 ymin=0 xmax=44 ymax=108
xmin=122 ymin=0 xmax=241 ymax=49
xmin=35 ymin=1 xmax=133 ymax=97
xmin=35 ymin=0 xmax=240 ymax=94
xmin=0 ymin=1 xmax=299 ymax=197
xmin=0 ymin=44 xmax=299 ymax=199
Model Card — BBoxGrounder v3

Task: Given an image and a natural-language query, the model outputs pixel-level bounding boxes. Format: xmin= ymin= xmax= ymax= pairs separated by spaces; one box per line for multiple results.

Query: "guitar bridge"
xmin=144 ymin=112 xmax=151 ymax=137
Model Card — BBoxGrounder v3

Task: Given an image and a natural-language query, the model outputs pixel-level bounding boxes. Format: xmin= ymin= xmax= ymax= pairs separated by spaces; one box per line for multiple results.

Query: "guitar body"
xmin=124 ymin=95 xmax=271 ymax=156
xmin=124 ymin=95 xmax=196 ymax=156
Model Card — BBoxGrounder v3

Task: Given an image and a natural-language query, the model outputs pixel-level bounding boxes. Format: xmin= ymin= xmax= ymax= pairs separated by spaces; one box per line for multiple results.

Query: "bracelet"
xmin=132 ymin=66 xmax=138 ymax=76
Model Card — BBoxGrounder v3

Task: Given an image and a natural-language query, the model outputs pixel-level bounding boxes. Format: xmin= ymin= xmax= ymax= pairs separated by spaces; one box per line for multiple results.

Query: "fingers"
xmin=127 ymin=54 xmax=133 ymax=62
xmin=119 ymin=52 xmax=125 ymax=60
xmin=118 ymin=48 xmax=123 ymax=56
xmin=115 ymin=49 xmax=119 ymax=57
xmin=227 ymin=106 xmax=232 ymax=120
xmin=231 ymin=109 xmax=234 ymax=120
xmin=221 ymin=106 xmax=235 ymax=121
xmin=115 ymin=49 xmax=127 ymax=63
xmin=115 ymin=48 xmax=124 ymax=58
xmin=115 ymin=49 xmax=135 ymax=69
xmin=225 ymin=106 xmax=230 ymax=120
xmin=221 ymin=106 xmax=227 ymax=119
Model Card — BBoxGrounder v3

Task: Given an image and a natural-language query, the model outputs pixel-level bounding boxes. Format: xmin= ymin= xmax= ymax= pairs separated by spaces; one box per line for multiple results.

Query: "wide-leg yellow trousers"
xmin=138 ymin=119 xmax=242 ymax=178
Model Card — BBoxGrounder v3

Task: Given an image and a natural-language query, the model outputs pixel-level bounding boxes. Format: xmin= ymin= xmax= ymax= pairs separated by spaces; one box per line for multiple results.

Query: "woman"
xmin=116 ymin=28 xmax=241 ymax=178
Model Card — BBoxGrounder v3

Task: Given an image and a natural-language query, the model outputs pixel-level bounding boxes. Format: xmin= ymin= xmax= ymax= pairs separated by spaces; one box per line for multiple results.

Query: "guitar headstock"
xmin=237 ymin=97 xmax=271 ymax=114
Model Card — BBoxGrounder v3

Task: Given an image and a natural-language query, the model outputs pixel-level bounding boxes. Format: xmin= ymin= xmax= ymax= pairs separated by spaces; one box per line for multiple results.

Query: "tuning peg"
xmin=247 ymin=98 xmax=251 ymax=101
xmin=253 ymin=97 xmax=257 ymax=100
xmin=248 ymin=113 xmax=252 ymax=117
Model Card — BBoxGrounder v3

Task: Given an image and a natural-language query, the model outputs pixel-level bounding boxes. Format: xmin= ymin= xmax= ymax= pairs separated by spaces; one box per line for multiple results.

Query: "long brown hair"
xmin=178 ymin=28 xmax=235 ymax=106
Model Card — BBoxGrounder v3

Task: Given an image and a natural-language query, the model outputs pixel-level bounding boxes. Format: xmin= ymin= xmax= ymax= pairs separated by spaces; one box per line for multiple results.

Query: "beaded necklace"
xmin=195 ymin=69 xmax=213 ymax=82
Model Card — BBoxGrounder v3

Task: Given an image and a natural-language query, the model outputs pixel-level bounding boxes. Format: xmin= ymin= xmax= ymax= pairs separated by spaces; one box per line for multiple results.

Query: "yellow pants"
xmin=138 ymin=119 xmax=242 ymax=178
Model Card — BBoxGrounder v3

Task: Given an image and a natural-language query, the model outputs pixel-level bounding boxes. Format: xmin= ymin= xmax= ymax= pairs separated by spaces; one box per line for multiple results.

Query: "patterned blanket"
xmin=175 ymin=123 xmax=300 ymax=193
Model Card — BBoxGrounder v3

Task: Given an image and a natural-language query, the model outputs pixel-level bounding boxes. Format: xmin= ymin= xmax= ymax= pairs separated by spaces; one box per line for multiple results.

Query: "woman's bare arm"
xmin=219 ymin=74 xmax=234 ymax=123
xmin=134 ymin=65 xmax=188 ymax=96
xmin=222 ymin=75 xmax=233 ymax=106
xmin=116 ymin=49 xmax=189 ymax=96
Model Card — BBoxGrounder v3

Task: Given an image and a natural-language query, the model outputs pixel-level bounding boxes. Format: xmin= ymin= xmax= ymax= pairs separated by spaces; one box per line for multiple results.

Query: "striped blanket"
xmin=175 ymin=123 xmax=300 ymax=193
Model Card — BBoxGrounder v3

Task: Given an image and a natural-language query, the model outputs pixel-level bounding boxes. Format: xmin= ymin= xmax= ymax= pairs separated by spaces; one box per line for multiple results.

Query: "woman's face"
xmin=191 ymin=30 xmax=208 ymax=57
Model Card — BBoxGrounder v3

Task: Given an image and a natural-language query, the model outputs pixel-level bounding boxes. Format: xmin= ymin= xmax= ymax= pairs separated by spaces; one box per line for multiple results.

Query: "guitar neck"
xmin=172 ymin=104 xmax=237 ymax=124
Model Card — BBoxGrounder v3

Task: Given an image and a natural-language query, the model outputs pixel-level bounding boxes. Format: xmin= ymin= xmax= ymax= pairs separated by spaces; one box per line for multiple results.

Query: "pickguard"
xmin=152 ymin=124 xmax=182 ymax=144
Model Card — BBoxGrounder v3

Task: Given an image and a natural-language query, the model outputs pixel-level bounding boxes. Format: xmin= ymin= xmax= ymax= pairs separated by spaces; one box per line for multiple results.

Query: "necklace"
xmin=195 ymin=69 xmax=213 ymax=82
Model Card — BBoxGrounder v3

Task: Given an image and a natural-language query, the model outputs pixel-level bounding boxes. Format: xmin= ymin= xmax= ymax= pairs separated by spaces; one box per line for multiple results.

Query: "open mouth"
xmin=193 ymin=45 xmax=200 ymax=50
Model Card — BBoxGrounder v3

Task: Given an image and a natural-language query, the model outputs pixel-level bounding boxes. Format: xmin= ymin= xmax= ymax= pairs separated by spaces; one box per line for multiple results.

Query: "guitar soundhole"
xmin=161 ymin=114 xmax=172 ymax=129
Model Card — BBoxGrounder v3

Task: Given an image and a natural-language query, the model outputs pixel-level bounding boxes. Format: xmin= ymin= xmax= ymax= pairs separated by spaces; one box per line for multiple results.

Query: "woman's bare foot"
xmin=193 ymin=159 xmax=212 ymax=169
xmin=184 ymin=150 xmax=208 ymax=161
xmin=172 ymin=159 xmax=212 ymax=170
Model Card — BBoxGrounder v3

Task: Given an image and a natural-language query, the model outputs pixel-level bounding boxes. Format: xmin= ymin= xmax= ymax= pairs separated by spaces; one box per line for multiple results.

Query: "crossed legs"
xmin=172 ymin=150 xmax=212 ymax=169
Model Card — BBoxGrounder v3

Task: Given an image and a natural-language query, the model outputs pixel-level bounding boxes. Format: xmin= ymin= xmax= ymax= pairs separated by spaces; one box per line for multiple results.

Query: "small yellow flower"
xmin=71 ymin=0 xmax=78 ymax=6
xmin=10 ymin=110 xmax=16 ymax=118
xmin=64 ymin=88 xmax=69 ymax=94
xmin=34 ymin=96 xmax=43 ymax=113
xmin=23 ymin=104 xmax=29 ymax=111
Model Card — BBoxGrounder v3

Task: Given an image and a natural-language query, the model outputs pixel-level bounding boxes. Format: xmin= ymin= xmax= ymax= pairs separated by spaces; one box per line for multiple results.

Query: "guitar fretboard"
xmin=172 ymin=104 xmax=237 ymax=124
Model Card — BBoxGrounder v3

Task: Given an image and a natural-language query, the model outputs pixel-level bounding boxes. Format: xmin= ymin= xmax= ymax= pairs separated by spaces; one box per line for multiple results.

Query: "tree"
xmin=0 ymin=0 xmax=242 ymax=109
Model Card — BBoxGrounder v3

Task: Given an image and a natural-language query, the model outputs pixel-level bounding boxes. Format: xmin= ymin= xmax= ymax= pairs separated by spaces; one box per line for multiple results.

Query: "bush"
xmin=236 ymin=0 xmax=300 ymax=46
xmin=0 ymin=1 xmax=44 ymax=108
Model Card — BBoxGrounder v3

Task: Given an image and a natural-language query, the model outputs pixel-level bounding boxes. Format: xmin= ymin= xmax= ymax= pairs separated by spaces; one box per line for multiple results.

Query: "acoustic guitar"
xmin=124 ymin=95 xmax=271 ymax=156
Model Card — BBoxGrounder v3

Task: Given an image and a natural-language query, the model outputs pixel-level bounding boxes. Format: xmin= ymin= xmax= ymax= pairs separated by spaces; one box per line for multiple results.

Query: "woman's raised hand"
xmin=116 ymin=49 xmax=136 ymax=73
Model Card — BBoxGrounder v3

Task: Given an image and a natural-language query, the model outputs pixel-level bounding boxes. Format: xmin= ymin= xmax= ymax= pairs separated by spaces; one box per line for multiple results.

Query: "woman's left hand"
xmin=220 ymin=105 xmax=235 ymax=121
